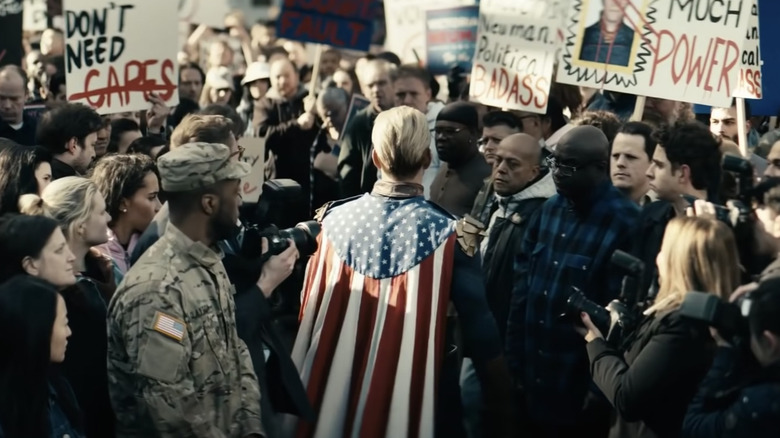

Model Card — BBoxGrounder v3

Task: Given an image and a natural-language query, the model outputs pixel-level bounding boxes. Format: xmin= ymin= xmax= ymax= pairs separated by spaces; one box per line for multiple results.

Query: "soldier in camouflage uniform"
xmin=107 ymin=142 xmax=265 ymax=438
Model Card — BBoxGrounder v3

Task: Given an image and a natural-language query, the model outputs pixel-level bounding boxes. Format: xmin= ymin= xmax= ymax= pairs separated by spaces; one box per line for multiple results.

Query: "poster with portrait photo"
xmin=557 ymin=0 xmax=754 ymax=107
xmin=575 ymin=0 xmax=642 ymax=69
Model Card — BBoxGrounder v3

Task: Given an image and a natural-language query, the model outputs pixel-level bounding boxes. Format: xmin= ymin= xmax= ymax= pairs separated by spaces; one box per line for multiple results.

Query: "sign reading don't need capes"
xmin=64 ymin=0 xmax=179 ymax=114
xmin=556 ymin=0 xmax=754 ymax=107
xmin=468 ymin=0 xmax=569 ymax=113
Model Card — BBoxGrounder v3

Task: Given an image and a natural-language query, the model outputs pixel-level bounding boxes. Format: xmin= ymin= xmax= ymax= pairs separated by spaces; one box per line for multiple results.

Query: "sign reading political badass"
xmin=556 ymin=0 xmax=753 ymax=107
xmin=734 ymin=0 xmax=761 ymax=99
xmin=64 ymin=0 xmax=179 ymax=114
xmin=469 ymin=0 xmax=569 ymax=113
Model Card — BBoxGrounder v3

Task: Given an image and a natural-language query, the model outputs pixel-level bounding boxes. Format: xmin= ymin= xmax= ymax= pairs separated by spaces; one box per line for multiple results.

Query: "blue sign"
xmin=425 ymin=6 xmax=479 ymax=76
xmin=695 ymin=0 xmax=779 ymax=116
xmin=277 ymin=0 xmax=375 ymax=51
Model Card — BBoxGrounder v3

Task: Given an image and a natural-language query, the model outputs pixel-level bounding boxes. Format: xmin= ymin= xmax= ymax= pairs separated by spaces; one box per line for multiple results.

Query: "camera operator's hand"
xmin=256 ymin=240 xmax=299 ymax=297
xmin=730 ymin=282 xmax=758 ymax=303
xmin=708 ymin=327 xmax=733 ymax=348
xmin=576 ymin=312 xmax=604 ymax=342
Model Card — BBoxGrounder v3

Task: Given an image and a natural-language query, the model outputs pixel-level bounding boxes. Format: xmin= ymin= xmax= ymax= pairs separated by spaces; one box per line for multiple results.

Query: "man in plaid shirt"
xmin=505 ymin=125 xmax=639 ymax=437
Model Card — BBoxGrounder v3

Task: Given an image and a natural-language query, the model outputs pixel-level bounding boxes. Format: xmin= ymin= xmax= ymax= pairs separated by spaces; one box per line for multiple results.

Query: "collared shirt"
xmin=430 ymin=152 xmax=492 ymax=217
xmin=505 ymin=181 xmax=639 ymax=423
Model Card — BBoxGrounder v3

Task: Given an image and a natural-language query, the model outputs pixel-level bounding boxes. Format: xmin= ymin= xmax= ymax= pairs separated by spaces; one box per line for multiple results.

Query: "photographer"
xmin=578 ymin=217 xmax=741 ymax=438
xmin=682 ymin=278 xmax=780 ymax=438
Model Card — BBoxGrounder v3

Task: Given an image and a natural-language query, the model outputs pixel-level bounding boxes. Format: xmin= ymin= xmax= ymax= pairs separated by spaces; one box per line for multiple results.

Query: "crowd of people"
xmin=1 ymin=9 xmax=780 ymax=438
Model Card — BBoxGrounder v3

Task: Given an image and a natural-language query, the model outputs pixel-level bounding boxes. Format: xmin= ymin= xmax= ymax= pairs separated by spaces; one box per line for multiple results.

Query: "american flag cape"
xmin=290 ymin=193 xmax=458 ymax=438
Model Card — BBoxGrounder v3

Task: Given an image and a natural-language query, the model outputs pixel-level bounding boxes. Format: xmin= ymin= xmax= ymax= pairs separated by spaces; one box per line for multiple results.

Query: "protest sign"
xmin=556 ymin=0 xmax=753 ymax=108
xmin=178 ymin=0 xmax=231 ymax=28
xmin=24 ymin=0 xmax=48 ymax=31
xmin=240 ymin=136 xmax=266 ymax=203
xmin=0 ymin=0 xmax=23 ymax=68
xmin=425 ymin=5 xmax=479 ymax=75
xmin=340 ymin=94 xmax=370 ymax=141
xmin=733 ymin=0 xmax=761 ymax=99
xmin=278 ymin=0 xmax=375 ymax=51
xmin=384 ymin=0 xmax=475 ymax=64
xmin=64 ymin=0 xmax=179 ymax=115
xmin=469 ymin=0 xmax=569 ymax=113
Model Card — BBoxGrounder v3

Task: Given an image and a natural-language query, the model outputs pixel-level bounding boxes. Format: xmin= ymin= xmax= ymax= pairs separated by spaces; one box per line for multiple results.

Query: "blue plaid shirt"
xmin=505 ymin=182 xmax=639 ymax=424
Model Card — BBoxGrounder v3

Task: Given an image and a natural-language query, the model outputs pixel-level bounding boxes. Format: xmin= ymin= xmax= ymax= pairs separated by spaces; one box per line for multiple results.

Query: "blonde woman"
xmin=19 ymin=176 xmax=116 ymax=438
xmin=578 ymin=216 xmax=741 ymax=438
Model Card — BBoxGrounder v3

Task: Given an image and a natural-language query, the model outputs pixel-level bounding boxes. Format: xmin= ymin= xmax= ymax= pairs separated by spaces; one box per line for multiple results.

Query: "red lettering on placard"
xmin=68 ymin=59 xmax=176 ymax=110
xmin=285 ymin=0 xmax=372 ymax=20
xmin=428 ymin=30 xmax=476 ymax=45
xmin=470 ymin=65 xmax=548 ymax=110
xmin=650 ymin=31 xmax=739 ymax=95
xmin=738 ymin=69 xmax=762 ymax=98
xmin=242 ymin=182 xmax=258 ymax=196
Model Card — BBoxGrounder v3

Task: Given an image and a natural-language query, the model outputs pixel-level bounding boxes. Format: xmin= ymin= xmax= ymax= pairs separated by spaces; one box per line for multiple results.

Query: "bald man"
xmin=505 ymin=126 xmax=639 ymax=437
xmin=461 ymin=132 xmax=558 ymax=435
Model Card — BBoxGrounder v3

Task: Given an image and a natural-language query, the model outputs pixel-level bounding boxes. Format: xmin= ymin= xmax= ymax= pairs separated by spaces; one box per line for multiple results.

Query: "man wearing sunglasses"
xmin=505 ymin=125 xmax=639 ymax=437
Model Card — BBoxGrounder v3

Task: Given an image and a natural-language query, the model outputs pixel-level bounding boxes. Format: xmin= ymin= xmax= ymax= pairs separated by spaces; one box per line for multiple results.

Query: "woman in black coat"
xmin=578 ymin=217 xmax=742 ymax=438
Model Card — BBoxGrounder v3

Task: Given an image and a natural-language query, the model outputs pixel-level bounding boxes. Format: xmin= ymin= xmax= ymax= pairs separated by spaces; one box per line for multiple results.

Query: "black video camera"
xmin=265 ymin=220 xmax=321 ymax=257
xmin=566 ymin=250 xmax=646 ymax=345
xmin=678 ymin=291 xmax=754 ymax=348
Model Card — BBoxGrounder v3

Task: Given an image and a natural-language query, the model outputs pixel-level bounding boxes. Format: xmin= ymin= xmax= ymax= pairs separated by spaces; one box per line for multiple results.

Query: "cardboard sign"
xmin=278 ymin=0 xmax=375 ymax=51
xmin=24 ymin=0 xmax=48 ymax=31
xmin=178 ymin=0 xmax=230 ymax=28
xmin=425 ymin=5 xmax=479 ymax=75
xmin=734 ymin=0 xmax=761 ymax=99
xmin=556 ymin=0 xmax=753 ymax=107
xmin=469 ymin=0 xmax=569 ymax=113
xmin=339 ymin=94 xmax=370 ymax=141
xmin=64 ymin=0 xmax=179 ymax=115
xmin=384 ymin=0 xmax=475 ymax=64
xmin=0 ymin=0 xmax=23 ymax=68
xmin=240 ymin=136 xmax=266 ymax=203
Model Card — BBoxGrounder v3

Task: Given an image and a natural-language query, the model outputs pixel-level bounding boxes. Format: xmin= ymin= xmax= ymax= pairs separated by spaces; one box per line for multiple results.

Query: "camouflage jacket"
xmin=107 ymin=224 xmax=264 ymax=438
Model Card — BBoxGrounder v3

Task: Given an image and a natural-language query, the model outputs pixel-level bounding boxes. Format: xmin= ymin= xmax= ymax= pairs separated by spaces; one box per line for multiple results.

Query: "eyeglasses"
xmin=435 ymin=127 xmax=465 ymax=137
xmin=546 ymin=155 xmax=582 ymax=176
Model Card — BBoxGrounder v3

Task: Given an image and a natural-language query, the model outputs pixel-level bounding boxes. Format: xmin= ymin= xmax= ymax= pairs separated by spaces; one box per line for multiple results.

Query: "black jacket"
xmin=587 ymin=309 xmax=715 ymax=438
xmin=59 ymin=251 xmax=117 ymax=438
xmin=223 ymin=253 xmax=315 ymax=438
xmin=630 ymin=201 xmax=675 ymax=300
xmin=479 ymin=172 xmax=555 ymax=339
xmin=683 ymin=347 xmax=780 ymax=438
xmin=337 ymin=106 xmax=379 ymax=197
xmin=0 ymin=113 xmax=37 ymax=146
xmin=257 ymin=86 xmax=318 ymax=223
xmin=50 ymin=158 xmax=79 ymax=181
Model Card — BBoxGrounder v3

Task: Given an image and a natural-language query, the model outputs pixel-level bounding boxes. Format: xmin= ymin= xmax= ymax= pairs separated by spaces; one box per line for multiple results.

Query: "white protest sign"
xmin=64 ymin=0 xmax=179 ymax=115
xmin=240 ymin=136 xmax=266 ymax=203
xmin=556 ymin=0 xmax=753 ymax=107
xmin=383 ymin=0 xmax=475 ymax=64
xmin=734 ymin=0 xmax=761 ymax=99
xmin=469 ymin=0 xmax=569 ymax=113
xmin=23 ymin=0 xmax=47 ymax=31
xmin=179 ymin=0 xmax=231 ymax=28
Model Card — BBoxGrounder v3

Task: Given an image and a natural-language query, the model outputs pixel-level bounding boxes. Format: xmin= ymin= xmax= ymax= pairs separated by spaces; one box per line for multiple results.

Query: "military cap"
xmin=157 ymin=142 xmax=251 ymax=192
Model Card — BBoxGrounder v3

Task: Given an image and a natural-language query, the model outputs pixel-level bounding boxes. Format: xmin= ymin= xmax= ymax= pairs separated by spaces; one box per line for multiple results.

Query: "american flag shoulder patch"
xmin=152 ymin=311 xmax=186 ymax=342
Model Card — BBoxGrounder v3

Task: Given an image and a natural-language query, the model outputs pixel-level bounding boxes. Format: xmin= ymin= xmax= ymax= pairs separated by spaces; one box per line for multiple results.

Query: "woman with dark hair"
xmin=0 ymin=144 xmax=53 ymax=215
xmin=0 ymin=214 xmax=76 ymax=287
xmin=126 ymin=135 xmax=166 ymax=160
xmin=0 ymin=275 xmax=83 ymax=438
xmin=90 ymin=154 xmax=161 ymax=280
xmin=107 ymin=118 xmax=142 ymax=154
xmin=19 ymin=177 xmax=116 ymax=438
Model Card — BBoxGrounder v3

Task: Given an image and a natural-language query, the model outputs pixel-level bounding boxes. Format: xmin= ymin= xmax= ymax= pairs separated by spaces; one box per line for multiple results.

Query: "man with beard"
xmin=107 ymin=143 xmax=265 ymax=436
xmin=710 ymin=99 xmax=766 ymax=174
xmin=505 ymin=126 xmax=638 ymax=437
